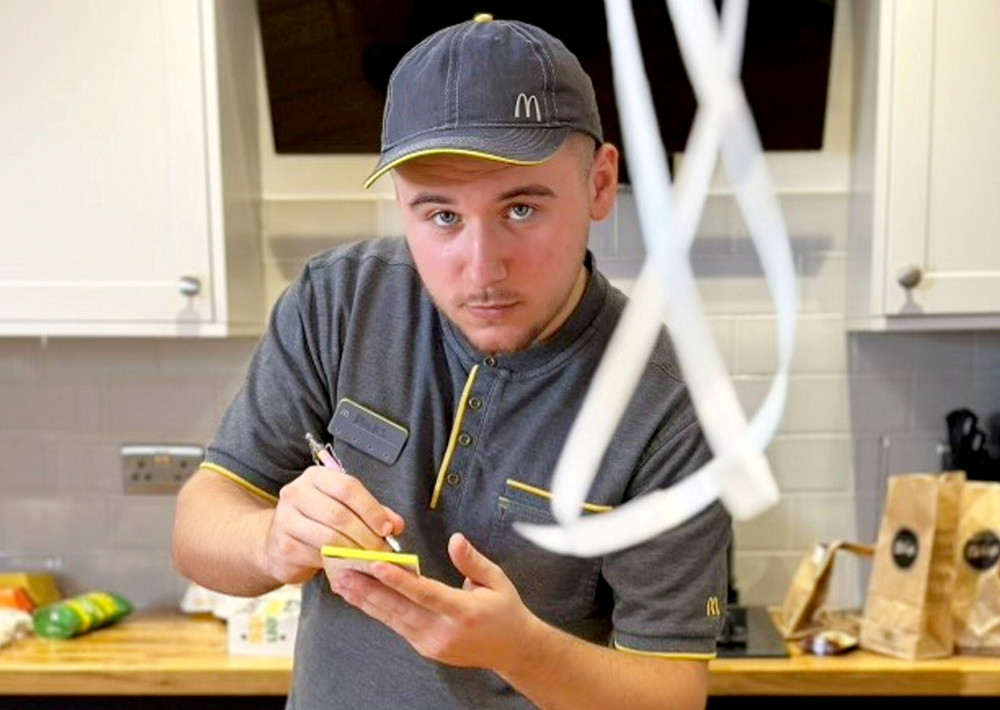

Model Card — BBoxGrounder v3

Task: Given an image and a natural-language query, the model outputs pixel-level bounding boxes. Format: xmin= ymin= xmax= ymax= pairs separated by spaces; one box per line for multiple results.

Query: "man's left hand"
xmin=329 ymin=532 xmax=538 ymax=671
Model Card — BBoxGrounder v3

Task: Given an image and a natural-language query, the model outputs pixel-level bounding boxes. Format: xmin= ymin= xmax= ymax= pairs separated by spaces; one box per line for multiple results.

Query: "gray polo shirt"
xmin=205 ymin=236 xmax=730 ymax=710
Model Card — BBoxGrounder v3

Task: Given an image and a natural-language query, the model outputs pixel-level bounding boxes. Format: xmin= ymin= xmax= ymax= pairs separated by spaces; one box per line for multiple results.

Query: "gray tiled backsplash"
xmin=732 ymin=552 xmax=803 ymax=606
xmin=2 ymin=190 xmax=999 ymax=611
xmin=765 ymin=436 xmax=854 ymax=493
xmin=736 ymin=315 xmax=848 ymax=374
xmin=787 ymin=494 xmax=860 ymax=549
xmin=973 ymin=332 xmax=1000 ymax=372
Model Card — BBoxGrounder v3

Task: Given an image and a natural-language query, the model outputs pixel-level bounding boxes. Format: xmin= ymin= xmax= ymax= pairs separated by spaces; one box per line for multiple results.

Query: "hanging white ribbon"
xmin=516 ymin=0 xmax=797 ymax=556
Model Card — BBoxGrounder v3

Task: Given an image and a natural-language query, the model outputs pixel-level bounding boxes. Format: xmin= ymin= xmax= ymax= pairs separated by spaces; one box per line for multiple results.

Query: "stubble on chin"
xmin=450 ymin=316 xmax=543 ymax=357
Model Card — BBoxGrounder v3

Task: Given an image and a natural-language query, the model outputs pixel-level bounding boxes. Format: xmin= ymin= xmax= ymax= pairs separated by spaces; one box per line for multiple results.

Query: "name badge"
xmin=332 ymin=398 xmax=408 ymax=465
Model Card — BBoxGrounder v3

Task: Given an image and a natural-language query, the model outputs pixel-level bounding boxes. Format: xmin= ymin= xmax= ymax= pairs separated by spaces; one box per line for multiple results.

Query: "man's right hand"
xmin=262 ymin=464 xmax=406 ymax=585
xmin=173 ymin=465 xmax=405 ymax=597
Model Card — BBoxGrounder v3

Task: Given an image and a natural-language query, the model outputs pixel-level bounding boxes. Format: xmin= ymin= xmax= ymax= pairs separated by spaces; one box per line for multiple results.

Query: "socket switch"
xmin=121 ymin=444 xmax=204 ymax=494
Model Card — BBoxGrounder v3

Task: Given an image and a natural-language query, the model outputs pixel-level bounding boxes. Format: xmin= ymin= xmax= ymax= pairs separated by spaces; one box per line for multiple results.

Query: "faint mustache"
xmin=460 ymin=291 xmax=520 ymax=307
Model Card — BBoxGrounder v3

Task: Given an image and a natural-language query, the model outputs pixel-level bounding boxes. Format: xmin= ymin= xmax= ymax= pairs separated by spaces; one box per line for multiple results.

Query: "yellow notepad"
xmin=321 ymin=545 xmax=421 ymax=576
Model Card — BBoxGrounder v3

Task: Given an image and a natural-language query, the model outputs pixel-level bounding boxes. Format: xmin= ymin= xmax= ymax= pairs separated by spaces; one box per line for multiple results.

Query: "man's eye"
xmin=508 ymin=204 xmax=534 ymax=221
xmin=432 ymin=211 xmax=459 ymax=227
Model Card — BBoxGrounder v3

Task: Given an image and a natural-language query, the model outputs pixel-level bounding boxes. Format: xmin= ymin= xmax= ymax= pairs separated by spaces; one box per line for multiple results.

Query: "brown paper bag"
xmin=952 ymin=481 xmax=1000 ymax=655
xmin=777 ymin=539 xmax=874 ymax=639
xmin=860 ymin=471 xmax=965 ymax=659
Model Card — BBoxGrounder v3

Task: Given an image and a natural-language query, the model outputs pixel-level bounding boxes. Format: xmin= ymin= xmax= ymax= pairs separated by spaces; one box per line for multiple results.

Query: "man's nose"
xmin=464 ymin=223 xmax=508 ymax=287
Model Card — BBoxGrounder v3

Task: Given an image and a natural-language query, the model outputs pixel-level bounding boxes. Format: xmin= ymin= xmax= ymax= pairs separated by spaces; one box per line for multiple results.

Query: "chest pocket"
xmin=485 ymin=479 xmax=606 ymax=627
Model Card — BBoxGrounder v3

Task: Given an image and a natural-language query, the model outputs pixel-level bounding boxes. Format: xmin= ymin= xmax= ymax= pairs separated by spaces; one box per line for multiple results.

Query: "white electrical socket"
xmin=121 ymin=444 xmax=204 ymax=494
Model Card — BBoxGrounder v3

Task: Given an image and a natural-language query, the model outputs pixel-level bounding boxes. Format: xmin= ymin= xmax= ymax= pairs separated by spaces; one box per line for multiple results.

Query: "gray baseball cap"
xmin=364 ymin=13 xmax=603 ymax=188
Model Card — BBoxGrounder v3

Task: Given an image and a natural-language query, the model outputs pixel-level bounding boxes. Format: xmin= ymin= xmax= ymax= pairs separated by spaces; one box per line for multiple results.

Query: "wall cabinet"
xmin=848 ymin=0 xmax=1000 ymax=330
xmin=0 ymin=0 xmax=263 ymax=336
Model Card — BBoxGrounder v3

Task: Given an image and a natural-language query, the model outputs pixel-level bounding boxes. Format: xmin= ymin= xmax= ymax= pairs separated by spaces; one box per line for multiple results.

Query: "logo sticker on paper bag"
xmin=963 ymin=530 xmax=1000 ymax=572
xmin=891 ymin=529 xmax=919 ymax=569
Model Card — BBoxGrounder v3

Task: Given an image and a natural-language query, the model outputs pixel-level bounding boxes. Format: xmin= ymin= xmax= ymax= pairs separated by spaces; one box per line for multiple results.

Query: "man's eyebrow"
xmin=407 ymin=185 xmax=555 ymax=209
xmin=408 ymin=193 xmax=454 ymax=209
xmin=499 ymin=185 xmax=556 ymax=201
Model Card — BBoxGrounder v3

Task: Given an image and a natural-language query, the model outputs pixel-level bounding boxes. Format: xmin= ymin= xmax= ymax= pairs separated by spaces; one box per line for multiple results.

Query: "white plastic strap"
xmin=516 ymin=0 xmax=797 ymax=556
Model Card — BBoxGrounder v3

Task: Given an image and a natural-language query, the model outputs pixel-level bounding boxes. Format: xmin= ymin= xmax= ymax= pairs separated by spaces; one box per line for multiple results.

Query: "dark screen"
xmin=257 ymin=0 xmax=836 ymax=182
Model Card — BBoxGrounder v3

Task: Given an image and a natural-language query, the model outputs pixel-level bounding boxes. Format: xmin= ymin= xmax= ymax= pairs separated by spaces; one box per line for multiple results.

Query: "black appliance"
xmin=716 ymin=534 xmax=789 ymax=658
xmin=943 ymin=408 xmax=999 ymax=481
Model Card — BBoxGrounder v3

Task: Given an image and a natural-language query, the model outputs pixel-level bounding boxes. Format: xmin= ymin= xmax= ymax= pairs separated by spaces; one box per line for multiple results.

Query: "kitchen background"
xmin=2 ymin=0 xmax=999 ymax=612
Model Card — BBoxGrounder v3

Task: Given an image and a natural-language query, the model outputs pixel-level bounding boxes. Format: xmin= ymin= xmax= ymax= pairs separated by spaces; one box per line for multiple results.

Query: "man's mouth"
xmin=463 ymin=302 xmax=518 ymax=320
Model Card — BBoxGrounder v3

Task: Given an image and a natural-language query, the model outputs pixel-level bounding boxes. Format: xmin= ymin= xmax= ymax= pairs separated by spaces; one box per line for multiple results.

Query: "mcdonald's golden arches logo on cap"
xmin=514 ymin=93 xmax=542 ymax=122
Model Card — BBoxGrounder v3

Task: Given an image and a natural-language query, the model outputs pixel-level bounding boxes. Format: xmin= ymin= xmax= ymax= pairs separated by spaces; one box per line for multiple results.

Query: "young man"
xmin=173 ymin=14 xmax=730 ymax=710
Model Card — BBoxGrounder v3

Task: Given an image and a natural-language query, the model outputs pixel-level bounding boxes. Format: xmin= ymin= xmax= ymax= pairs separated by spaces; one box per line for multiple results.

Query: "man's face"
xmin=394 ymin=139 xmax=618 ymax=355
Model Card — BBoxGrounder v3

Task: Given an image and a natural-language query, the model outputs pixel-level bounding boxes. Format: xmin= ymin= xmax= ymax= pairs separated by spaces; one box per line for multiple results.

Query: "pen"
xmin=304 ymin=431 xmax=402 ymax=553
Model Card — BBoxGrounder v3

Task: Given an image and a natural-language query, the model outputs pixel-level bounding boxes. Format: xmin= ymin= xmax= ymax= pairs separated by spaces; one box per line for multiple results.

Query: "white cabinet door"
xmin=850 ymin=0 xmax=1000 ymax=329
xmin=0 ymin=0 xmax=261 ymax=336
xmin=883 ymin=0 xmax=1000 ymax=315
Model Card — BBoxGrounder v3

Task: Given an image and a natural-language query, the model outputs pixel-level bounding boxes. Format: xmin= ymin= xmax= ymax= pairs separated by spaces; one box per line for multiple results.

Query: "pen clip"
xmin=304 ymin=431 xmax=325 ymax=466
xmin=305 ymin=431 xmax=347 ymax=470
xmin=322 ymin=442 xmax=345 ymax=470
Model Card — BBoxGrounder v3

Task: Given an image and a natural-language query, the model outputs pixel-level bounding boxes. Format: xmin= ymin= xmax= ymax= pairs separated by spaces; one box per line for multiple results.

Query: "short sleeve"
xmin=602 ymin=419 xmax=731 ymax=656
xmin=204 ymin=267 xmax=336 ymax=498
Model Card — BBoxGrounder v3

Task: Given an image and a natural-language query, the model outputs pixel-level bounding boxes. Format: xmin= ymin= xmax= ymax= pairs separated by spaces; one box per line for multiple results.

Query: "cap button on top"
xmin=473 ymin=13 xmax=493 ymax=22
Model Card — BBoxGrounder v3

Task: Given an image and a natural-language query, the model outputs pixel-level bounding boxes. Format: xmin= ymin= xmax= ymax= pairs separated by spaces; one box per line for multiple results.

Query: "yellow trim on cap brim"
xmin=364 ymin=148 xmax=548 ymax=189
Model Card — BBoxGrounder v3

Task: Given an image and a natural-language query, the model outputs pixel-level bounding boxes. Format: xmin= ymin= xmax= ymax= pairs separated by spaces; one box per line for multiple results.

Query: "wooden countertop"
xmin=0 ymin=611 xmax=287 ymax=696
xmin=1 ymin=610 xmax=999 ymax=696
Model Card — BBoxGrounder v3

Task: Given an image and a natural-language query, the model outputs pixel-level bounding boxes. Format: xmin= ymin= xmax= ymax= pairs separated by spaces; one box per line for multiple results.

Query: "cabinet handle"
xmin=896 ymin=264 xmax=922 ymax=290
xmin=178 ymin=276 xmax=202 ymax=297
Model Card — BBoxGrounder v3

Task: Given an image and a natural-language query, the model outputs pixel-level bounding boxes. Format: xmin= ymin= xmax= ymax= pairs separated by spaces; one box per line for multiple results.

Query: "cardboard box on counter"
xmin=226 ymin=595 xmax=301 ymax=657
xmin=179 ymin=581 xmax=301 ymax=656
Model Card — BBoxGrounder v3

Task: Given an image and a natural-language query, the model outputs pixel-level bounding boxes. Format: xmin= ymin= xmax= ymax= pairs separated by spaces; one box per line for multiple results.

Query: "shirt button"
xmin=446 ymin=472 xmax=462 ymax=486
xmin=484 ymin=356 xmax=497 ymax=367
xmin=468 ymin=397 xmax=483 ymax=410
xmin=457 ymin=432 xmax=472 ymax=447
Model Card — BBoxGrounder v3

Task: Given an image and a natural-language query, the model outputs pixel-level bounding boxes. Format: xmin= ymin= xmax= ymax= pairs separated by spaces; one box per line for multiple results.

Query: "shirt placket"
xmin=427 ymin=359 xmax=498 ymax=528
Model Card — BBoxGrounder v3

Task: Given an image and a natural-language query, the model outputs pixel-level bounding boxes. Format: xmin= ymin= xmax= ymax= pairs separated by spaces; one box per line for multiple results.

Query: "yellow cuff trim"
xmin=202 ymin=462 xmax=278 ymax=504
xmin=429 ymin=365 xmax=480 ymax=510
xmin=505 ymin=478 xmax=613 ymax=513
xmin=614 ymin=641 xmax=716 ymax=661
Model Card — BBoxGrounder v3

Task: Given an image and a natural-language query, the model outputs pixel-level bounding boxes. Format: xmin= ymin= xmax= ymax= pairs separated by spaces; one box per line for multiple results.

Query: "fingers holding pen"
xmin=304 ymin=433 xmax=405 ymax=547
xmin=298 ymin=464 xmax=404 ymax=548
xmin=264 ymin=502 xmax=337 ymax=583
xmin=262 ymin=454 xmax=407 ymax=586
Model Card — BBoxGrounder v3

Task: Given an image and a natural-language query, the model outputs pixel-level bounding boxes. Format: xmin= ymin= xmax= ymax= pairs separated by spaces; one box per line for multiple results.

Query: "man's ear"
xmin=589 ymin=143 xmax=620 ymax=221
